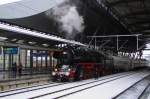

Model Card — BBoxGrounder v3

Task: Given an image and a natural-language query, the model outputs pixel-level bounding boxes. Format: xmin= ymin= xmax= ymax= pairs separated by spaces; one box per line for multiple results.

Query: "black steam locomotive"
xmin=52 ymin=45 xmax=148 ymax=81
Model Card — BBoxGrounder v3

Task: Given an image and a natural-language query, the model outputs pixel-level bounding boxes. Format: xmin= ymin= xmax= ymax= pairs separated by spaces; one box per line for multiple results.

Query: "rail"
xmin=30 ymin=72 xmax=136 ymax=99
xmin=0 ymin=72 xmax=133 ymax=98
xmin=112 ymin=74 xmax=150 ymax=99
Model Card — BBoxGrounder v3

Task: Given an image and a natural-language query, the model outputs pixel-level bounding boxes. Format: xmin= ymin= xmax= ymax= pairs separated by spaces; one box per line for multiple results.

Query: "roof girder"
xmin=133 ymin=26 xmax=150 ymax=32
xmin=128 ymin=21 xmax=150 ymax=28
xmin=107 ymin=0 xmax=141 ymax=7
xmin=121 ymin=10 xmax=150 ymax=18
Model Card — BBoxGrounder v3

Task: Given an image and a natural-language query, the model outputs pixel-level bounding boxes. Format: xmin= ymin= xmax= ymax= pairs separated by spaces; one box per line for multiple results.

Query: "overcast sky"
xmin=142 ymin=44 xmax=150 ymax=60
xmin=0 ymin=0 xmax=22 ymax=5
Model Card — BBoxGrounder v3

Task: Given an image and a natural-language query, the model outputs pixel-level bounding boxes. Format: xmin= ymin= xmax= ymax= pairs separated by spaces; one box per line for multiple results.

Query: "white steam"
xmin=45 ymin=1 xmax=84 ymax=39
xmin=60 ymin=6 xmax=84 ymax=36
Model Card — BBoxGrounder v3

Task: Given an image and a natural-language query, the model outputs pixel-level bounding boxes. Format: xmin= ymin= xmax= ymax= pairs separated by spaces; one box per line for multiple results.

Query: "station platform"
xmin=0 ymin=71 xmax=51 ymax=91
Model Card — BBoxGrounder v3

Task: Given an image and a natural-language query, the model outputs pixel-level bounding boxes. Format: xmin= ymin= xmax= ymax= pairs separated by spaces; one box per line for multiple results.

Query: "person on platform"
xmin=12 ymin=62 xmax=17 ymax=78
xmin=18 ymin=63 xmax=22 ymax=77
xmin=94 ymin=65 xmax=99 ymax=79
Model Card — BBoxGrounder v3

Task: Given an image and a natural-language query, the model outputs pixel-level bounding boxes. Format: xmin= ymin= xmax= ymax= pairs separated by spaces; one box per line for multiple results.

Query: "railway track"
xmin=139 ymin=84 xmax=150 ymax=99
xmin=0 ymin=81 xmax=56 ymax=93
xmin=113 ymin=74 xmax=150 ymax=99
xmin=0 ymin=71 xmax=135 ymax=98
xmin=1 ymin=71 xmax=148 ymax=99
xmin=138 ymin=84 xmax=150 ymax=99
xmin=32 ymin=72 xmax=140 ymax=99
xmin=0 ymin=82 xmax=66 ymax=97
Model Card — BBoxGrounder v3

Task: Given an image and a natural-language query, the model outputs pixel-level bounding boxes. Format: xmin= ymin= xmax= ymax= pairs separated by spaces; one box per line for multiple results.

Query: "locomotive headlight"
xmin=68 ymin=69 xmax=71 ymax=71
xmin=55 ymin=69 xmax=58 ymax=72
xmin=65 ymin=72 xmax=70 ymax=76
xmin=52 ymin=72 xmax=56 ymax=76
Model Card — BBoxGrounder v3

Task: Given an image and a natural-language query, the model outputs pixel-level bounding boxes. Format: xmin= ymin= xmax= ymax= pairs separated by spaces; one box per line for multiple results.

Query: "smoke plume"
xmin=45 ymin=0 xmax=84 ymax=39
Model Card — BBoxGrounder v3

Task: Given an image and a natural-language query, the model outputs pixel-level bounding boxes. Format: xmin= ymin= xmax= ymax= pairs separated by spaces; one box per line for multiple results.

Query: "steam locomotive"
xmin=52 ymin=45 xmax=148 ymax=81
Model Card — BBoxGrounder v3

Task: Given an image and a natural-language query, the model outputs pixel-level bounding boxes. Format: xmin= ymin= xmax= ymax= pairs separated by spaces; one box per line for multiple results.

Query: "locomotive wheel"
xmin=75 ymin=66 xmax=84 ymax=81
xmin=75 ymin=69 xmax=83 ymax=80
xmin=69 ymin=77 xmax=74 ymax=82
xmin=79 ymin=69 xmax=84 ymax=80
xmin=52 ymin=76 xmax=57 ymax=82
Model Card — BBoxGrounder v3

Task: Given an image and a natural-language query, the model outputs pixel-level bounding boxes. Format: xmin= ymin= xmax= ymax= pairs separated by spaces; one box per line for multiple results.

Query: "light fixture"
xmin=0 ymin=36 xmax=7 ymax=41
xmin=0 ymin=22 xmax=87 ymax=46
xmin=16 ymin=40 xmax=24 ymax=44
xmin=11 ymin=38 xmax=17 ymax=42
xmin=42 ymin=44 xmax=49 ymax=47
xmin=28 ymin=41 xmax=36 ymax=45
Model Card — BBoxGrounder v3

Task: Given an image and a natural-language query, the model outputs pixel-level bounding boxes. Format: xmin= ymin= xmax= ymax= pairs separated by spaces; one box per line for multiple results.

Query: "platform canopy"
xmin=101 ymin=0 xmax=150 ymax=33
xmin=0 ymin=0 xmax=65 ymax=19
xmin=98 ymin=0 xmax=150 ymax=43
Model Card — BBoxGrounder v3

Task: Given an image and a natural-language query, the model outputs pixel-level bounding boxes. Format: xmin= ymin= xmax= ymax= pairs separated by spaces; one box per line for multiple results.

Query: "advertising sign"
xmin=3 ymin=47 xmax=18 ymax=54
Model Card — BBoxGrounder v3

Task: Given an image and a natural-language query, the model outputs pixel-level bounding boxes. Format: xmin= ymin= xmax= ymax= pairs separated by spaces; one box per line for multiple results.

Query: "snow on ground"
xmin=36 ymin=73 xmax=133 ymax=99
xmin=0 ymin=71 xmax=149 ymax=99
xmin=0 ymin=77 xmax=99 ymax=99
xmin=116 ymin=76 xmax=150 ymax=99
xmin=147 ymin=89 xmax=150 ymax=99
xmin=59 ymin=72 xmax=149 ymax=99
xmin=0 ymin=82 xmax=60 ymax=96
xmin=0 ymin=72 xmax=129 ymax=99
xmin=140 ymin=85 xmax=150 ymax=99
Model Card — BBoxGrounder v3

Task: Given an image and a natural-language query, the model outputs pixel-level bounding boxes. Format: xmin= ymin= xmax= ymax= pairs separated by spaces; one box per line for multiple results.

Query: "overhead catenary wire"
xmin=88 ymin=27 xmax=99 ymax=47
xmin=87 ymin=34 xmax=142 ymax=38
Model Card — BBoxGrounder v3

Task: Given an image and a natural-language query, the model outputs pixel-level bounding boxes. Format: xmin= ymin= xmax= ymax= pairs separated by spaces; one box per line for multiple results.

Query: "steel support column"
xmin=136 ymin=35 xmax=139 ymax=51
xmin=117 ymin=35 xmax=119 ymax=51
xmin=95 ymin=38 xmax=97 ymax=49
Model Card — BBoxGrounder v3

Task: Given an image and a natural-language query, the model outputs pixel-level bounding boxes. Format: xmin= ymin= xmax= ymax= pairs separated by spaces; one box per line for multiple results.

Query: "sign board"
xmin=32 ymin=52 xmax=48 ymax=56
xmin=3 ymin=47 xmax=18 ymax=54
xmin=0 ymin=47 xmax=2 ymax=54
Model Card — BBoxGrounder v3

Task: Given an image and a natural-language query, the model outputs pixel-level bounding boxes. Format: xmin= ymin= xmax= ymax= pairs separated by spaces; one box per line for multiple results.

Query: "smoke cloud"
xmin=45 ymin=0 xmax=84 ymax=39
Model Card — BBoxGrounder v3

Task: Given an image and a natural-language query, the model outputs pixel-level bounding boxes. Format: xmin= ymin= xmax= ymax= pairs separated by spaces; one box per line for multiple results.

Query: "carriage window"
xmin=61 ymin=65 xmax=70 ymax=71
